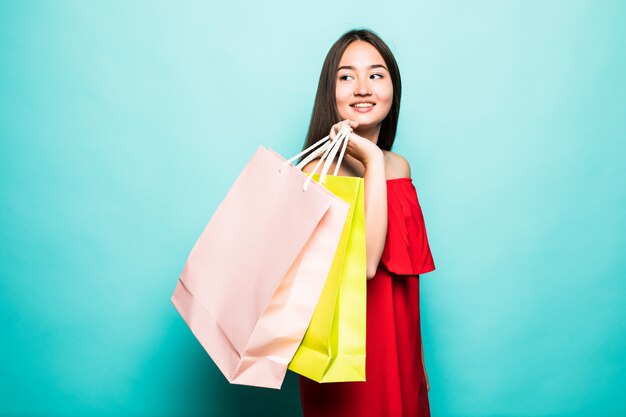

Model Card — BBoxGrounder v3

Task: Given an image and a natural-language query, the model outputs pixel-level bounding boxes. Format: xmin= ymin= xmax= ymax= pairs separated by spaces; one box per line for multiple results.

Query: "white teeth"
xmin=352 ymin=103 xmax=374 ymax=108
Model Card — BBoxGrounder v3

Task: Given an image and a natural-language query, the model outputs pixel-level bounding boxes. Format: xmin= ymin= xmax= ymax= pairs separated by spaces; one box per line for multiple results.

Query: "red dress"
xmin=299 ymin=177 xmax=436 ymax=417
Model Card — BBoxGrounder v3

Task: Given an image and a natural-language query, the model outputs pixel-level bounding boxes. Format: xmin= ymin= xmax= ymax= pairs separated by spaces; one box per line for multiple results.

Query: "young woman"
xmin=298 ymin=29 xmax=436 ymax=417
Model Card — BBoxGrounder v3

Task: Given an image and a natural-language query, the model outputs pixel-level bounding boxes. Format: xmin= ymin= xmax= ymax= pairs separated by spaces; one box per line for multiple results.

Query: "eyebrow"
xmin=337 ymin=64 xmax=389 ymax=72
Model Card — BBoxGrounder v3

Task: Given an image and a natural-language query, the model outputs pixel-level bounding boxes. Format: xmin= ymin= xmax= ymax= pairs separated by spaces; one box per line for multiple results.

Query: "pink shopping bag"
xmin=171 ymin=144 xmax=349 ymax=389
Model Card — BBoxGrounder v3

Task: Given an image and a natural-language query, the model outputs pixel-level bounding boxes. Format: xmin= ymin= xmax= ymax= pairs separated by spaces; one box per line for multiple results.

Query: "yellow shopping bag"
xmin=288 ymin=172 xmax=366 ymax=382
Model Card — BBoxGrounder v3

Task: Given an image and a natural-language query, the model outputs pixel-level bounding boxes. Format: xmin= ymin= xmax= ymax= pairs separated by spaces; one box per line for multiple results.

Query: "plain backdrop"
xmin=1 ymin=1 xmax=625 ymax=416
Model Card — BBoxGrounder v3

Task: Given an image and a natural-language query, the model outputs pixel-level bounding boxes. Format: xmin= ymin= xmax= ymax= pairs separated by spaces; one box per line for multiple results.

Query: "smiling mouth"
xmin=350 ymin=102 xmax=376 ymax=108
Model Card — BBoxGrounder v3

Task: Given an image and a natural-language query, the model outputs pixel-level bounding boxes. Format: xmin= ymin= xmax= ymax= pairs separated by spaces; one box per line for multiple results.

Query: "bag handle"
xmin=317 ymin=126 xmax=350 ymax=184
xmin=279 ymin=125 xmax=352 ymax=191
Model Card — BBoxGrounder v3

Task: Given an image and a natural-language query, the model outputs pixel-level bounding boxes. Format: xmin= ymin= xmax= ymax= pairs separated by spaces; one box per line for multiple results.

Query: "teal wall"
xmin=1 ymin=1 xmax=625 ymax=416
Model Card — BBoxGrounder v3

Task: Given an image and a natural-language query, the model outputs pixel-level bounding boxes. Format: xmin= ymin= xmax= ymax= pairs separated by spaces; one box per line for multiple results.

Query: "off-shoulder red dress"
xmin=299 ymin=177 xmax=436 ymax=417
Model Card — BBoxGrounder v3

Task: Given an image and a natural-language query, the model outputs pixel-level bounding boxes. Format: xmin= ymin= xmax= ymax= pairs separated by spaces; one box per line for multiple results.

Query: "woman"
xmin=298 ymin=28 xmax=436 ymax=417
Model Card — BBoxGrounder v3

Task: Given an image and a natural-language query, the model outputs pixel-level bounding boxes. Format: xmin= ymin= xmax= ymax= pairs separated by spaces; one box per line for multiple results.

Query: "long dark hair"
xmin=299 ymin=28 xmax=402 ymax=161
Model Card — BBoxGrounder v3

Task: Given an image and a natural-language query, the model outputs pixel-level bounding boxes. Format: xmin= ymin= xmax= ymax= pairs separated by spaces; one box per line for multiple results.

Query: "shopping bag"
xmin=171 ymin=136 xmax=351 ymax=389
xmin=288 ymin=133 xmax=367 ymax=383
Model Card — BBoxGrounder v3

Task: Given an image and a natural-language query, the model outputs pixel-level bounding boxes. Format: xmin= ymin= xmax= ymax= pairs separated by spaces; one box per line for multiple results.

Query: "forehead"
xmin=338 ymin=41 xmax=386 ymax=68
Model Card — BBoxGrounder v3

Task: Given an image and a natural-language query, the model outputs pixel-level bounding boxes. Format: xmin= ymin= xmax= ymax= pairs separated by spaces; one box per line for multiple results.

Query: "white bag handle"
xmin=318 ymin=127 xmax=349 ymax=184
xmin=279 ymin=125 xmax=352 ymax=191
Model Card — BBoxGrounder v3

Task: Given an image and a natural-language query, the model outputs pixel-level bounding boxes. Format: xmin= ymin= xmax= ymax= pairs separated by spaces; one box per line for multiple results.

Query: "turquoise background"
xmin=1 ymin=1 xmax=625 ymax=416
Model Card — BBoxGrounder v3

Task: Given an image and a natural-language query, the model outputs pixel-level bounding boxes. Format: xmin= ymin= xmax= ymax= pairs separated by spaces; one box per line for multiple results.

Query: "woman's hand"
xmin=329 ymin=119 xmax=383 ymax=167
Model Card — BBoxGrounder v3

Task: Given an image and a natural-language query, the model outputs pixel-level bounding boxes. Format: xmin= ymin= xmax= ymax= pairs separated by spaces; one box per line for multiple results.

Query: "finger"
xmin=341 ymin=119 xmax=353 ymax=130
xmin=349 ymin=120 xmax=359 ymax=129
xmin=337 ymin=120 xmax=351 ymax=135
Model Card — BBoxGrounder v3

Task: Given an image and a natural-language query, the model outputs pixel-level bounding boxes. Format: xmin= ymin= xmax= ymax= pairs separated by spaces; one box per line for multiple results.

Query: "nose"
xmin=354 ymin=77 xmax=371 ymax=96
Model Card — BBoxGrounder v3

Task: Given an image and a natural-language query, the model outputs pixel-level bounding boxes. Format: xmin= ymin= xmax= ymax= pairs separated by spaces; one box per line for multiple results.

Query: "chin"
xmin=351 ymin=114 xmax=385 ymax=128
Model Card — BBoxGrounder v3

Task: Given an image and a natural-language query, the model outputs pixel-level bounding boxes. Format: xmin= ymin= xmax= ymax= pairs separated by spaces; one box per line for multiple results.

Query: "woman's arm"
xmin=302 ymin=151 xmax=387 ymax=279
xmin=360 ymin=151 xmax=387 ymax=279
xmin=364 ymin=151 xmax=411 ymax=277
xmin=300 ymin=130 xmax=388 ymax=279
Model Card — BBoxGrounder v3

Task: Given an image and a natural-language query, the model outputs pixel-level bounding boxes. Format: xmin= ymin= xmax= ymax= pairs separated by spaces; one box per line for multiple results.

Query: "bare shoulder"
xmin=384 ymin=150 xmax=411 ymax=179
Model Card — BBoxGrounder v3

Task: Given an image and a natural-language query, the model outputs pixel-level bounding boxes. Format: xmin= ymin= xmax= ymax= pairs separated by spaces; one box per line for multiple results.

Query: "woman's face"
xmin=335 ymin=40 xmax=393 ymax=136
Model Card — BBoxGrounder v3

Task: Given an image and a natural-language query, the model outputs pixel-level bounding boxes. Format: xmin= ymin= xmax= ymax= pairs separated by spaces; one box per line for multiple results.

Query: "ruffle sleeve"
xmin=380 ymin=178 xmax=436 ymax=276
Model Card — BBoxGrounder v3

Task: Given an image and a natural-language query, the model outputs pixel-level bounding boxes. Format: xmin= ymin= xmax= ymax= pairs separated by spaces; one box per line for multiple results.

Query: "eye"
xmin=370 ymin=73 xmax=384 ymax=79
xmin=338 ymin=74 xmax=354 ymax=81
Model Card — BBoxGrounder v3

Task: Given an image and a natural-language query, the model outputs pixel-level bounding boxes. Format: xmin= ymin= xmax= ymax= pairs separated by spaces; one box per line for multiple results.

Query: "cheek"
xmin=335 ymin=86 xmax=351 ymax=105
xmin=335 ymin=87 xmax=352 ymax=118
xmin=378 ymin=81 xmax=393 ymax=103
xmin=376 ymin=84 xmax=393 ymax=115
